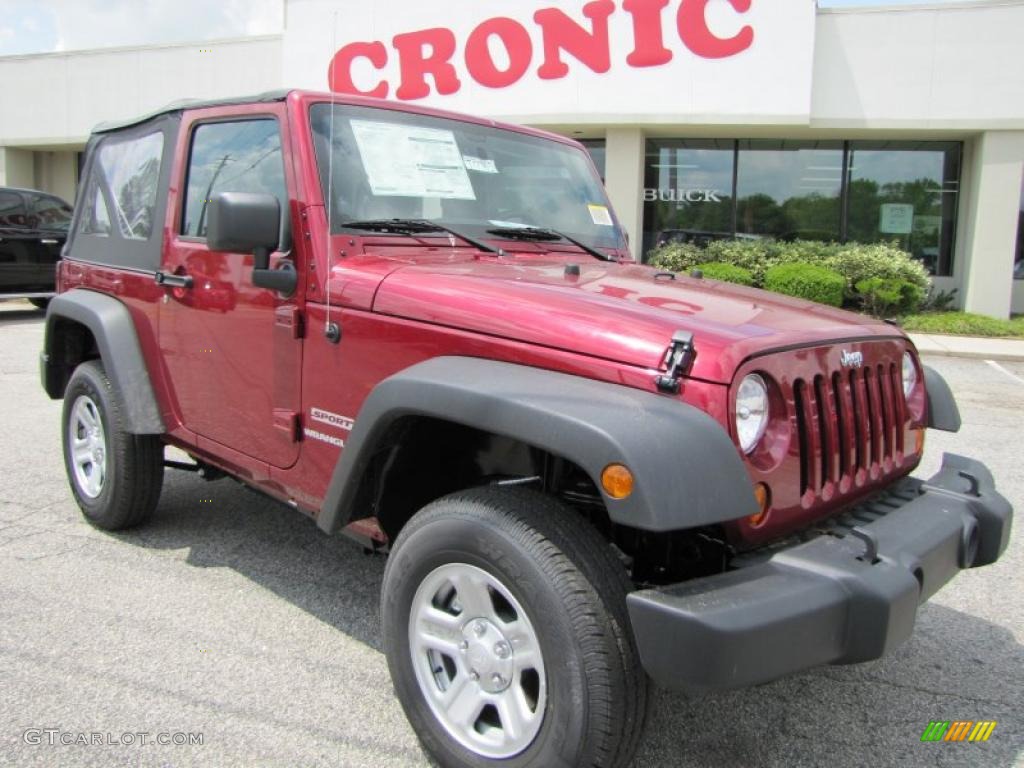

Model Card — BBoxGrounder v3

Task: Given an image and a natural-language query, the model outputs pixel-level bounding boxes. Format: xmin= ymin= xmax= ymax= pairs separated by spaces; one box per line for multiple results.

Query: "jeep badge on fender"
xmin=40 ymin=90 xmax=1012 ymax=768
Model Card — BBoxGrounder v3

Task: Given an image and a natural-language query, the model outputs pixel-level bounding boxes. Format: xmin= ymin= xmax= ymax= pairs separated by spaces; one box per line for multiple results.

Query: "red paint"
xmin=677 ymin=0 xmax=754 ymax=59
xmin=534 ymin=0 xmax=616 ymax=79
xmin=392 ymin=28 xmax=462 ymax=101
xmin=327 ymin=42 xmax=389 ymax=98
xmin=60 ymin=90 xmax=923 ymax=555
xmin=623 ymin=0 xmax=674 ymax=68
xmin=465 ymin=17 xmax=534 ymax=88
xmin=326 ymin=0 xmax=756 ymax=100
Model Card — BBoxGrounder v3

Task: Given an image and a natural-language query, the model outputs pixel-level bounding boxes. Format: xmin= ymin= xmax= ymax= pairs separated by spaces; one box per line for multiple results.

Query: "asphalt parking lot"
xmin=0 ymin=299 xmax=1021 ymax=768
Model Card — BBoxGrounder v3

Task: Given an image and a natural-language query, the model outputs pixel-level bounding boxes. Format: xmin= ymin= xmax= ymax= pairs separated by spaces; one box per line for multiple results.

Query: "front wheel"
xmin=381 ymin=487 xmax=648 ymax=768
xmin=62 ymin=360 xmax=164 ymax=530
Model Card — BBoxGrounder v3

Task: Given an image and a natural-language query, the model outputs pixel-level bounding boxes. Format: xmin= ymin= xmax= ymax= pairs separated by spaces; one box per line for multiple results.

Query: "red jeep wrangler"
xmin=40 ymin=90 xmax=1011 ymax=768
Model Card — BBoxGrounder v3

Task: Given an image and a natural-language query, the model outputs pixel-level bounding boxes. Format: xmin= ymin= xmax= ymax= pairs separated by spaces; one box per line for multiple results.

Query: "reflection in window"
xmin=81 ymin=132 xmax=163 ymax=240
xmin=642 ymin=139 xmax=735 ymax=254
xmin=182 ymin=119 xmax=287 ymax=239
xmin=80 ymin=175 xmax=112 ymax=236
xmin=1015 ymin=173 xmax=1024 ymax=280
xmin=736 ymin=140 xmax=843 ymax=241
xmin=0 ymin=191 xmax=26 ymax=228
xmin=847 ymin=141 xmax=960 ymax=276
xmin=29 ymin=195 xmax=73 ymax=232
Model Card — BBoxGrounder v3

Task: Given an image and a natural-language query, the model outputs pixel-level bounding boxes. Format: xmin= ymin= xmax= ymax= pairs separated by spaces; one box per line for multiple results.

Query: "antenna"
xmin=324 ymin=10 xmax=341 ymax=343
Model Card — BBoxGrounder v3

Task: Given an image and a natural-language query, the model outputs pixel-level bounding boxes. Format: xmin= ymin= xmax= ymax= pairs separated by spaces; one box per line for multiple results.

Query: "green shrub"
xmin=693 ymin=262 xmax=755 ymax=286
xmin=920 ymin=286 xmax=959 ymax=313
xmin=648 ymin=239 xmax=930 ymax=298
xmin=647 ymin=243 xmax=705 ymax=274
xmin=763 ymin=262 xmax=847 ymax=307
xmin=855 ymin=277 xmax=925 ymax=317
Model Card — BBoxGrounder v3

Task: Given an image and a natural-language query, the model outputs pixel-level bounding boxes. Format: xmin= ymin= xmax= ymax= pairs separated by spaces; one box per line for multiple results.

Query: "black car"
xmin=0 ymin=186 xmax=73 ymax=308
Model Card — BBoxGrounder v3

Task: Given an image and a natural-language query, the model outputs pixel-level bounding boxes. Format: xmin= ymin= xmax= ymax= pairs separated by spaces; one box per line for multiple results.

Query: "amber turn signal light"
xmin=601 ymin=464 xmax=635 ymax=499
xmin=748 ymin=483 xmax=771 ymax=527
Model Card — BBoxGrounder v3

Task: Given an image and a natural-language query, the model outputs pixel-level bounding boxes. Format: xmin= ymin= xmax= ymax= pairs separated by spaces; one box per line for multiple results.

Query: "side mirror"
xmin=207 ymin=192 xmax=296 ymax=295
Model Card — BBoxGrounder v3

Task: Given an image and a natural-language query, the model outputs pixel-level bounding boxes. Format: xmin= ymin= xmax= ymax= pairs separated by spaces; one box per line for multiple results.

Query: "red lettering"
xmin=465 ymin=18 xmax=533 ymax=89
xmin=623 ymin=0 xmax=672 ymax=68
xmin=327 ymin=42 xmax=389 ymax=98
xmin=639 ymin=296 xmax=700 ymax=314
xmin=533 ymin=0 xmax=615 ymax=80
xmin=393 ymin=28 xmax=462 ymax=100
xmin=677 ymin=0 xmax=754 ymax=59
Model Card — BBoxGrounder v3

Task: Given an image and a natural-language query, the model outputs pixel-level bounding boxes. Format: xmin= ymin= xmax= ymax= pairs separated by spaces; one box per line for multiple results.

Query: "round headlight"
xmin=902 ymin=352 xmax=918 ymax=397
xmin=736 ymin=374 xmax=770 ymax=454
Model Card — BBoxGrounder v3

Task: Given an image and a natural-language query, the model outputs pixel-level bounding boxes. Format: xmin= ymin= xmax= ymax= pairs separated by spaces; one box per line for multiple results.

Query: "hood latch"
xmin=655 ymin=331 xmax=695 ymax=395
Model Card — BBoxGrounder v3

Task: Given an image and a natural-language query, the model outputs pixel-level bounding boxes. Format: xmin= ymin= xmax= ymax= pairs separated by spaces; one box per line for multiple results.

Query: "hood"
xmin=371 ymin=256 xmax=905 ymax=384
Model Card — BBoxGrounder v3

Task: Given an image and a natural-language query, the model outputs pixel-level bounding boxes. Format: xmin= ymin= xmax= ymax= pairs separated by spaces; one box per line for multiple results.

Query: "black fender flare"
xmin=923 ymin=365 xmax=961 ymax=433
xmin=41 ymin=289 xmax=165 ymax=434
xmin=317 ymin=356 xmax=757 ymax=535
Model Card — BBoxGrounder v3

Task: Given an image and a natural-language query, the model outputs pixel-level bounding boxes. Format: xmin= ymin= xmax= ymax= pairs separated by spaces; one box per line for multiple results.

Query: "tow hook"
xmin=655 ymin=331 xmax=695 ymax=395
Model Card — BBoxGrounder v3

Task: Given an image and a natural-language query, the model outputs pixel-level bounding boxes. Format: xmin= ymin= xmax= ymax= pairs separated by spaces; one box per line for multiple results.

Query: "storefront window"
xmin=736 ymin=140 xmax=843 ymax=241
xmin=580 ymin=140 xmax=606 ymax=182
xmin=846 ymin=141 xmax=961 ymax=276
xmin=642 ymin=139 xmax=734 ymax=255
xmin=641 ymin=139 xmax=962 ymax=276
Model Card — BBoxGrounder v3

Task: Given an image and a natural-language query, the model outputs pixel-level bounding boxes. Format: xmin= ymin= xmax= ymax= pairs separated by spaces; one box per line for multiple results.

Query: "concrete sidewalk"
xmin=909 ymin=333 xmax=1024 ymax=362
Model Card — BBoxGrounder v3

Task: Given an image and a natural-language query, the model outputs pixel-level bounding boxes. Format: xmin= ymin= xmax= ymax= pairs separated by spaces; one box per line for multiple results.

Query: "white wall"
xmin=0 ymin=148 xmax=34 ymax=188
xmin=0 ymin=36 xmax=283 ymax=146
xmin=959 ymin=131 xmax=1024 ymax=318
xmin=33 ymin=151 xmax=79 ymax=204
xmin=812 ymin=2 xmax=1024 ymax=130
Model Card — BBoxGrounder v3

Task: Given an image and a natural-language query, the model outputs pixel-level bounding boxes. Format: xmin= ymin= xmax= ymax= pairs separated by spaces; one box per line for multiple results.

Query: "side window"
xmin=28 ymin=195 xmax=74 ymax=232
xmin=0 ymin=191 xmax=27 ymax=228
xmin=182 ymin=119 xmax=286 ymax=240
xmin=79 ymin=132 xmax=164 ymax=240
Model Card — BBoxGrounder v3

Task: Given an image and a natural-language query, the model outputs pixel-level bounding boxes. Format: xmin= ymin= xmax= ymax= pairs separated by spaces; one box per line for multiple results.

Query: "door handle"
xmin=154 ymin=271 xmax=193 ymax=289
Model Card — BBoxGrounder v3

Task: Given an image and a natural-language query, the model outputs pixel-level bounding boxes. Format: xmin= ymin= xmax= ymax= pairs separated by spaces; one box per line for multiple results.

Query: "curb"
xmin=916 ymin=349 xmax=1024 ymax=363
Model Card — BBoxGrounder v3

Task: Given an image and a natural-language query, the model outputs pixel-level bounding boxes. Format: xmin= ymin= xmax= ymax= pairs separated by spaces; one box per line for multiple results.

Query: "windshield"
xmin=310 ymin=104 xmax=624 ymax=250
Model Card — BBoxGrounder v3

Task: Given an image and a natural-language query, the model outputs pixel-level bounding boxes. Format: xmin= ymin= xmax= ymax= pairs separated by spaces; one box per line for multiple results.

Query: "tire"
xmin=62 ymin=360 xmax=164 ymax=530
xmin=29 ymin=298 xmax=50 ymax=310
xmin=382 ymin=487 xmax=648 ymax=768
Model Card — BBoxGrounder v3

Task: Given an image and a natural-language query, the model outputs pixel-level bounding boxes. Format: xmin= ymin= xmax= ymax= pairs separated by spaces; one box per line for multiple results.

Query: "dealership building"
xmin=1 ymin=0 xmax=1022 ymax=317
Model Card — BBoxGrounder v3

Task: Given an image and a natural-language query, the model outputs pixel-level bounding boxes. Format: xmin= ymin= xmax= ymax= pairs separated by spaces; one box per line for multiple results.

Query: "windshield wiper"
xmin=343 ymin=219 xmax=505 ymax=256
xmin=486 ymin=226 xmax=614 ymax=262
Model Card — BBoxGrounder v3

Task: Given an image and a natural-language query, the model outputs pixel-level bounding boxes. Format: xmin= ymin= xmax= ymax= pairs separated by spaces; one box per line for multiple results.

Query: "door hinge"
xmin=273 ymin=409 xmax=301 ymax=442
xmin=274 ymin=305 xmax=304 ymax=339
xmin=654 ymin=331 xmax=695 ymax=395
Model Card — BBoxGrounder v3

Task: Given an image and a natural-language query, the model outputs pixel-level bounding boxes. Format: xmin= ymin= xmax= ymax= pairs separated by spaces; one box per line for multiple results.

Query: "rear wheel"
xmin=381 ymin=487 xmax=648 ymax=768
xmin=62 ymin=360 xmax=164 ymax=530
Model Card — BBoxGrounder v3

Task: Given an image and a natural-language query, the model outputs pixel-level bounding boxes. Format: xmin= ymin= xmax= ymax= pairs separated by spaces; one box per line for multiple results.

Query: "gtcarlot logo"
xmin=23 ymin=729 xmax=204 ymax=746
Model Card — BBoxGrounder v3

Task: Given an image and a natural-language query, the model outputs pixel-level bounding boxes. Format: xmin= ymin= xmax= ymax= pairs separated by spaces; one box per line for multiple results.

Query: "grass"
xmin=900 ymin=312 xmax=1024 ymax=338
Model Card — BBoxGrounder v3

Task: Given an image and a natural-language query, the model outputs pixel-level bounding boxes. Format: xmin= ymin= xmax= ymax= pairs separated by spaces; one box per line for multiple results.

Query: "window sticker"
xmin=463 ymin=156 xmax=498 ymax=174
xmin=350 ymin=120 xmax=475 ymax=200
xmin=588 ymin=204 xmax=613 ymax=226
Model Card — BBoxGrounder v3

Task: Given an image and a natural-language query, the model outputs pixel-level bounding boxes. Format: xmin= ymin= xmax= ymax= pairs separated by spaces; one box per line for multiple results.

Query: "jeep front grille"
xmin=792 ymin=363 xmax=907 ymax=498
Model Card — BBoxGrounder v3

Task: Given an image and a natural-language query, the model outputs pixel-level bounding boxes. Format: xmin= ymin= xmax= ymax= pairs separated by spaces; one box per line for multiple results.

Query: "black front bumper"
xmin=626 ymin=454 xmax=1012 ymax=693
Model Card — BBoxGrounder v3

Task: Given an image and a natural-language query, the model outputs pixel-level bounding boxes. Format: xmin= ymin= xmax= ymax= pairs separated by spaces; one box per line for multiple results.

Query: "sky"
xmin=0 ymin=0 xmax=974 ymax=57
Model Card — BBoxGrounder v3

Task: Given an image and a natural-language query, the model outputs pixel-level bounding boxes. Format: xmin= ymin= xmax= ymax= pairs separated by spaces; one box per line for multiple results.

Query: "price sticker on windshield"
xmin=588 ymin=204 xmax=613 ymax=226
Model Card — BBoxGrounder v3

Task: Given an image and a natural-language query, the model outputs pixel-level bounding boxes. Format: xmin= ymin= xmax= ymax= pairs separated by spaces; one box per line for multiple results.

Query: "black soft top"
xmin=92 ymin=89 xmax=290 ymax=134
